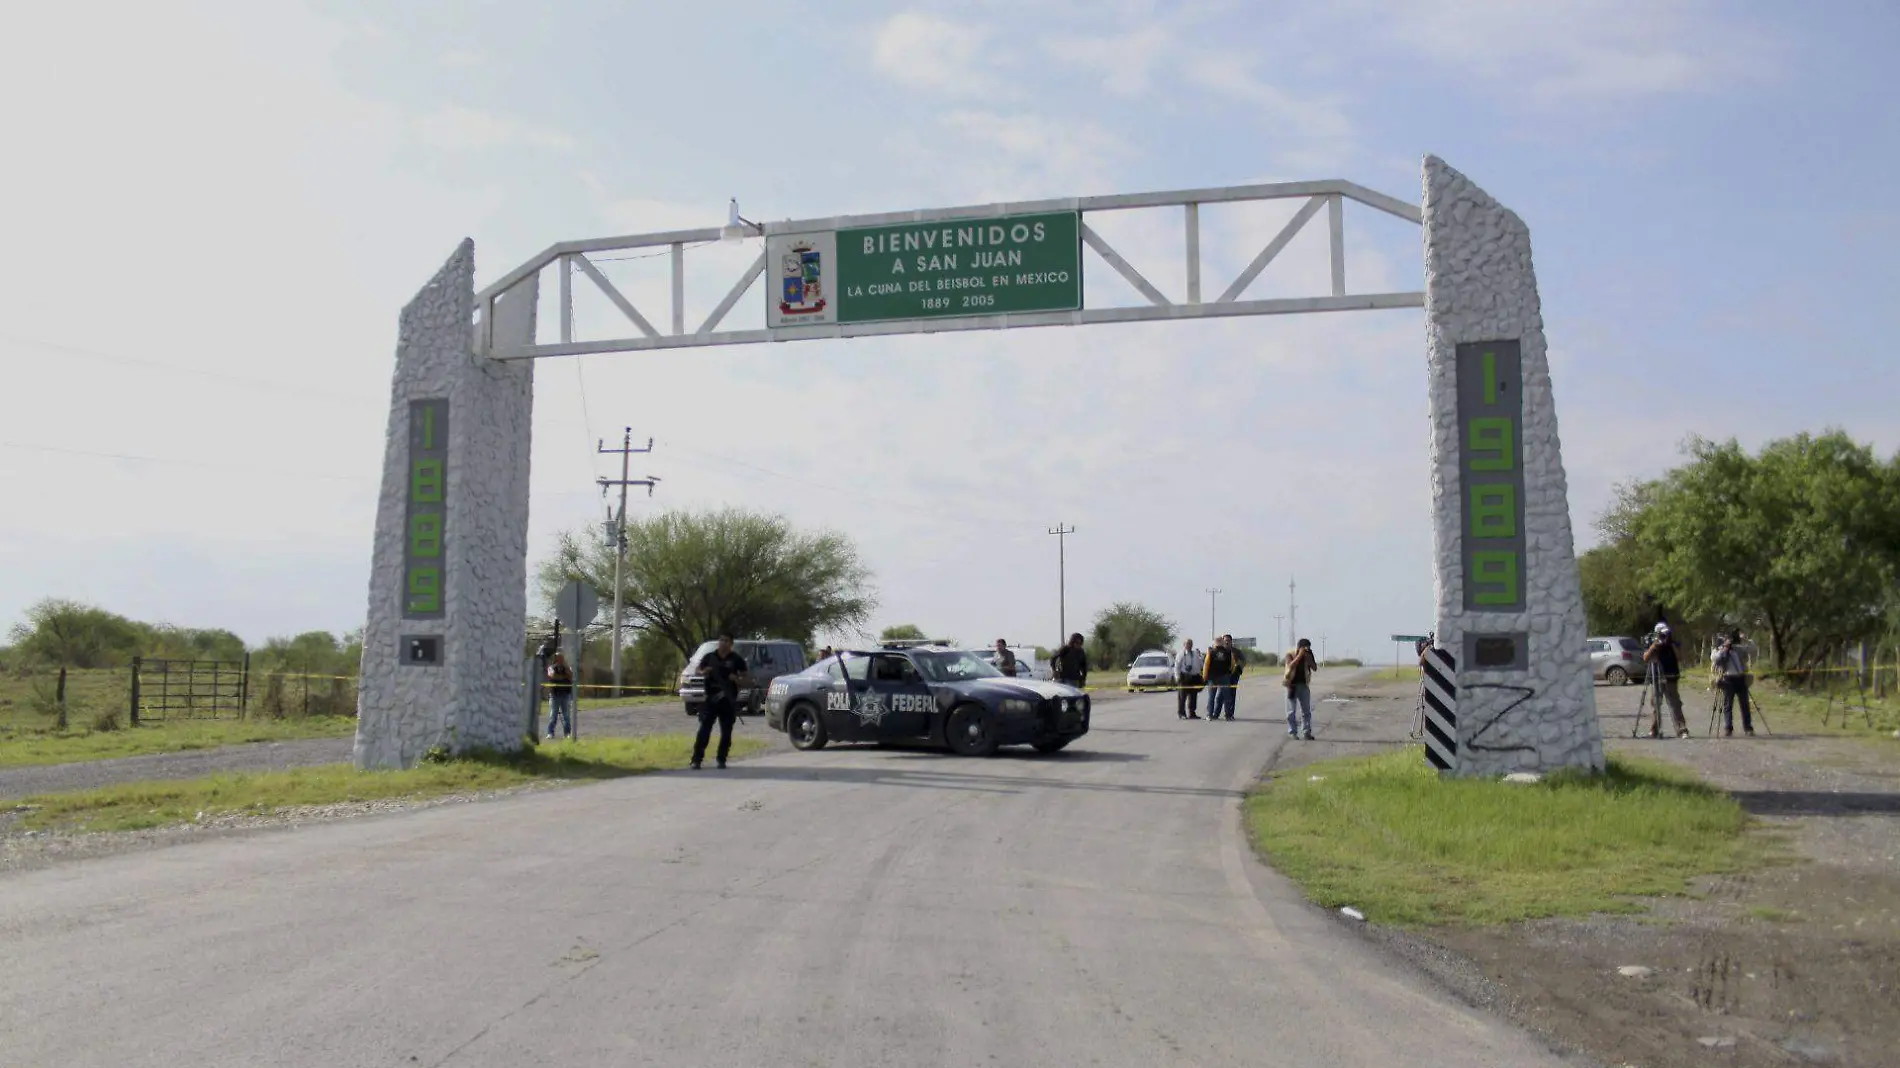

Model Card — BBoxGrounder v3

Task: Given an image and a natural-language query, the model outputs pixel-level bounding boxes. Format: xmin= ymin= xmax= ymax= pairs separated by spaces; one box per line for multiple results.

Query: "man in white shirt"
xmin=1175 ymin=639 xmax=1204 ymax=719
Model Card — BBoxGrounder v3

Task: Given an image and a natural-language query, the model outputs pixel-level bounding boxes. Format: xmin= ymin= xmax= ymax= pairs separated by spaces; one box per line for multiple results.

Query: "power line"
xmin=0 ymin=332 xmax=375 ymax=404
xmin=0 ymin=440 xmax=369 ymax=482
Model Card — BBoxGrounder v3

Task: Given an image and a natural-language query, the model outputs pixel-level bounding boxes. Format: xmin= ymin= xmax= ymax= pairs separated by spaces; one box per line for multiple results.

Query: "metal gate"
xmin=131 ymin=656 xmax=250 ymax=723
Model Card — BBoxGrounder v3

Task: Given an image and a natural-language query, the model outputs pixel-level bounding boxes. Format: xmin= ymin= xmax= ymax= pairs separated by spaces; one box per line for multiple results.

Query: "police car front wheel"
xmin=946 ymin=704 xmax=998 ymax=757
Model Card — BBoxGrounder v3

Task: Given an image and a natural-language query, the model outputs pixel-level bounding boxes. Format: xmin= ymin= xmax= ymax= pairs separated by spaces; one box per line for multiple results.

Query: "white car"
xmin=974 ymin=647 xmax=1051 ymax=682
xmin=1125 ymin=650 xmax=1177 ymax=691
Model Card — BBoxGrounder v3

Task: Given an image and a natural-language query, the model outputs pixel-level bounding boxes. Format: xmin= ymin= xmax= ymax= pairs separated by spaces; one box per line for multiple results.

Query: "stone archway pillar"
xmin=354 ymin=240 xmax=537 ymax=769
xmin=1422 ymin=157 xmax=1604 ymax=777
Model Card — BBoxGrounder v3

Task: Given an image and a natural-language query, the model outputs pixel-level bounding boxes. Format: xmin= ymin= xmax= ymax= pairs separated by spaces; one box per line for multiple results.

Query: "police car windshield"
xmin=910 ymin=650 xmax=1003 ymax=682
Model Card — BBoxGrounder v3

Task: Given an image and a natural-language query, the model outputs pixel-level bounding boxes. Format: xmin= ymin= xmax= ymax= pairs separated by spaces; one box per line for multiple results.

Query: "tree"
xmin=879 ymin=624 xmax=927 ymax=642
xmin=5 ymin=599 xmax=143 ymax=668
xmin=255 ymin=631 xmax=355 ymax=677
xmin=1616 ymin=432 xmax=1900 ymax=673
xmin=1085 ymin=602 xmax=1177 ymax=669
xmin=535 ymin=507 xmax=875 ymax=660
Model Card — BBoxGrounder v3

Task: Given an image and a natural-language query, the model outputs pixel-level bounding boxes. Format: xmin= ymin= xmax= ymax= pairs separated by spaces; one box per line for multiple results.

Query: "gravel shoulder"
xmin=1262 ymin=675 xmax=1900 ymax=1068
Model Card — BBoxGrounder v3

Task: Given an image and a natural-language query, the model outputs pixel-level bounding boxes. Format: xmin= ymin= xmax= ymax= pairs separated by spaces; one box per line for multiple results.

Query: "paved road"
xmin=0 ymin=674 xmax=1564 ymax=1068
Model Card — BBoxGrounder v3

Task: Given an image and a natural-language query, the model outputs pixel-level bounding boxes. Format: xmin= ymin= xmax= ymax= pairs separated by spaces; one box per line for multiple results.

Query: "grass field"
xmin=0 ymin=717 xmax=356 ymax=768
xmin=0 ymin=668 xmax=129 ymax=733
xmin=0 ymin=667 xmax=360 ymax=768
xmin=1246 ymin=749 xmax=1764 ymax=926
xmin=1750 ymin=679 xmax=1900 ymax=740
xmin=12 ymin=734 xmax=760 ymax=834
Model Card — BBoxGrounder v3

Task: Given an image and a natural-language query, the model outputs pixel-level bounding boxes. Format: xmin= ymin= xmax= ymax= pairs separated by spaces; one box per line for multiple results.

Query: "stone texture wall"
xmin=355 ymin=241 xmax=536 ymax=769
xmin=1422 ymin=156 xmax=1603 ymax=777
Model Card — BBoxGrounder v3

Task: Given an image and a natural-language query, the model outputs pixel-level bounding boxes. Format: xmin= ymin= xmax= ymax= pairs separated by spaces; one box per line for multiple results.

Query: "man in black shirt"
xmin=1641 ymin=622 xmax=1688 ymax=739
xmin=1052 ymin=633 xmax=1088 ymax=687
xmin=692 ymin=635 xmax=750 ymax=770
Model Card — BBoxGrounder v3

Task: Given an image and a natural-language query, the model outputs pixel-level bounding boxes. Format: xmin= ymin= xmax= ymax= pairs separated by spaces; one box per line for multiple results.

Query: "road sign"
xmin=1234 ymin=636 xmax=1258 ymax=649
xmin=767 ymin=212 xmax=1082 ymax=328
xmin=1390 ymin=634 xmax=1430 ymax=643
xmin=554 ymin=580 xmax=599 ymax=630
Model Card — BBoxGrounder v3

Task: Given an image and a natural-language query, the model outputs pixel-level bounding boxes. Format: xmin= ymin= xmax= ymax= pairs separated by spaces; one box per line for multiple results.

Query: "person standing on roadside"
xmin=545 ymin=651 xmax=576 ymax=740
xmin=1203 ymin=635 xmax=1240 ymax=722
xmin=692 ymin=635 xmax=750 ymax=770
xmin=1283 ymin=638 xmax=1318 ymax=740
xmin=994 ymin=639 xmax=1019 ymax=678
xmin=1642 ymin=622 xmax=1689 ymax=739
xmin=1175 ymin=638 xmax=1204 ymax=719
xmin=1714 ymin=629 xmax=1756 ymax=737
xmin=1052 ymin=633 xmax=1089 ymax=688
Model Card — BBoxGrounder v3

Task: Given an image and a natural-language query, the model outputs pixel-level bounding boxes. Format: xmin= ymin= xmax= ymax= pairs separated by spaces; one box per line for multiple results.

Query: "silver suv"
xmin=1586 ymin=636 xmax=1644 ymax=684
xmin=677 ymin=639 xmax=809 ymax=716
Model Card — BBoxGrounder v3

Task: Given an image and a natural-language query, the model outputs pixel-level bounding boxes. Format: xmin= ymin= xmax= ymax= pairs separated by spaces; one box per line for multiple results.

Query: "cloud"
xmin=1184 ymin=54 xmax=1355 ymax=142
xmin=1343 ymin=0 xmax=1779 ymax=104
xmin=1043 ymin=25 xmax=1174 ymax=97
xmin=870 ymin=12 xmax=999 ymax=95
xmin=412 ymin=106 xmax=575 ymax=152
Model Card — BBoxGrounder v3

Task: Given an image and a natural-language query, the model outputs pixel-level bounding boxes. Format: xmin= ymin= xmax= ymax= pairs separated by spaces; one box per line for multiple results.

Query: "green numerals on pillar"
xmin=1456 ymin=341 xmax=1527 ymax=613
xmin=403 ymin=399 xmax=449 ymax=620
xmin=407 ymin=567 xmax=442 ymax=614
xmin=1471 ymin=550 xmax=1519 ymax=606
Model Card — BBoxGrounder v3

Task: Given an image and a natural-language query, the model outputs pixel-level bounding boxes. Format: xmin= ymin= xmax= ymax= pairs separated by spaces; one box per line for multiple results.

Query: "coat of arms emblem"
xmin=779 ymin=242 xmax=826 ymax=317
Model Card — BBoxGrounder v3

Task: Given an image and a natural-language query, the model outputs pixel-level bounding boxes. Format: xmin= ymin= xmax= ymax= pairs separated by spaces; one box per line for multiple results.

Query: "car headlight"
xmin=1064 ymin=698 xmax=1079 ymax=713
xmin=1002 ymin=699 xmax=1035 ymax=715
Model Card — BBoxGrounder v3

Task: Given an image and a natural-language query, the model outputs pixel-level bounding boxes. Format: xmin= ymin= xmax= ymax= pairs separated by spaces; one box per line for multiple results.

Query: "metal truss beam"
xmin=475 ymin=178 xmax=1424 ymax=358
xmin=491 ymin=292 xmax=1424 ymax=361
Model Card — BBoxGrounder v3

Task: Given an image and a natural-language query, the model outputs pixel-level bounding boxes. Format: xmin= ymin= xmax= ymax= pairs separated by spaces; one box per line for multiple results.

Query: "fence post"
xmin=56 ymin=666 xmax=69 ymax=731
xmin=130 ymin=657 xmax=142 ymax=725
xmin=240 ymin=653 xmax=251 ymax=718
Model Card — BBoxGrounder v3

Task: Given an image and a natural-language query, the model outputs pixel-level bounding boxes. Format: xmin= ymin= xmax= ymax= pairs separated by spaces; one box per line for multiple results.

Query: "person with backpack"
xmin=544 ymin=652 xmax=576 ymax=740
xmin=1283 ymin=638 xmax=1318 ymax=739
xmin=1175 ymin=638 xmax=1204 ymax=719
xmin=1714 ymin=629 xmax=1756 ymax=737
xmin=1202 ymin=635 xmax=1241 ymax=722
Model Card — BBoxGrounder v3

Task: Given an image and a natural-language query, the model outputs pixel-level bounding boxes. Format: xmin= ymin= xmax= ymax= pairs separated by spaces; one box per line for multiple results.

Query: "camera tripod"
xmin=1631 ymin=660 xmax=1691 ymax=738
xmin=1706 ymin=674 xmax=1772 ymax=737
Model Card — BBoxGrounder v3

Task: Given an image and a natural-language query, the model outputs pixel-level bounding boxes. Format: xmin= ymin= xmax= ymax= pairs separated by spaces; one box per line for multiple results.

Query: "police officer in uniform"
xmin=692 ymin=635 xmax=750 ymax=770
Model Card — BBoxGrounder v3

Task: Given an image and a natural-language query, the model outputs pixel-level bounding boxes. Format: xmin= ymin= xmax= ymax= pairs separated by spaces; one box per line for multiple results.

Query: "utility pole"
xmin=1206 ymin=587 xmax=1222 ymax=641
xmin=597 ymin=429 xmax=658 ymax=696
xmin=1320 ymin=634 xmax=1328 ymax=663
xmin=1047 ymin=524 xmax=1075 ymax=639
xmin=1272 ymin=614 xmax=1285 ymax=654
xmin=1288 ymin=576 xmax=1299 ymax=647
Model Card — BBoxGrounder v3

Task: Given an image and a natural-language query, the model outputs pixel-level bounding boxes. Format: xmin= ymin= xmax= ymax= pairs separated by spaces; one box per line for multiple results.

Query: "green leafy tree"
xmin=1618 ymin=432 xmax=1900 ymax=672
xmin=255 ymin=631 xmax=355 ymax=677
xmin=878 ymin=624 xmax=927 ymax=642
xmin=5 ymin=599 xmax=143 ymax=668
xmin=1086 ymin=602 xmax=1177 ymax=670
xmin=536 ymin=507 xmax=875 ymax=659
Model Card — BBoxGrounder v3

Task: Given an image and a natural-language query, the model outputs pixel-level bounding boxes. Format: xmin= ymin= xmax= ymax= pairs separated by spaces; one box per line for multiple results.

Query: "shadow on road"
xmin=700 ymin=755 xmax=1242 ymax=800
xmin=1727 ymin=789 xmax=1900 ymax=817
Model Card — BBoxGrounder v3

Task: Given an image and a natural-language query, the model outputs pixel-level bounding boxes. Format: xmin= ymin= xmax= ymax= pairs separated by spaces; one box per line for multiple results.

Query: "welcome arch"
xmin=353 ymin=156 xmax=1604 ymax=779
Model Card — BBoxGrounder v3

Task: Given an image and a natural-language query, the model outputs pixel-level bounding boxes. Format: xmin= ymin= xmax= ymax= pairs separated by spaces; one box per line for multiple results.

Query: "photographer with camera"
xmin=1713 ymin=628 xmax=1757 ymax=737
xmin=1641 ymin=622 xmax=1689 ymax=739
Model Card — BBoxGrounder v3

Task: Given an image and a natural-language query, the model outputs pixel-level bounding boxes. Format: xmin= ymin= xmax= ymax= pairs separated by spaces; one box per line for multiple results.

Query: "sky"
xmin=1 ymin=0 xmax=1896 ymax=662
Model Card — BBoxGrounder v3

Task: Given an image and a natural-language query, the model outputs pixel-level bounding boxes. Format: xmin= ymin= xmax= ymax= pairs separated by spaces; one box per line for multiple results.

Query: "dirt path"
xmin=1428 ymin=684 xmax=1897 ymax=1067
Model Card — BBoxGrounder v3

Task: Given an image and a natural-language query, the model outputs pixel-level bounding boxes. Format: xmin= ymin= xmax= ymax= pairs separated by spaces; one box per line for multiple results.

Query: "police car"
xmin=763 ymin=643 xmax=1090 ymax=756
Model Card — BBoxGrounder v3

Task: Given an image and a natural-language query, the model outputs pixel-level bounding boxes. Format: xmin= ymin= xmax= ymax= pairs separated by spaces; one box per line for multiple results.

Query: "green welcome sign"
xmin=766 ymin=212 xmax=1082 ymax=328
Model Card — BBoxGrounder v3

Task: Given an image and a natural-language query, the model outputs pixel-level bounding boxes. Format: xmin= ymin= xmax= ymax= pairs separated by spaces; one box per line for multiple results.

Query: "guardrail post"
xmin=130 ymin=657 xmax=142 ymax=725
